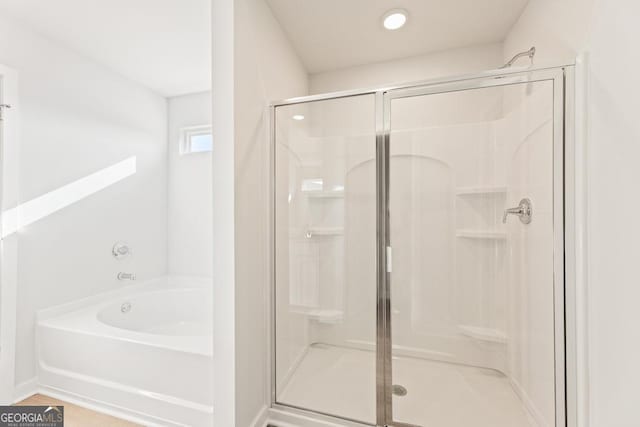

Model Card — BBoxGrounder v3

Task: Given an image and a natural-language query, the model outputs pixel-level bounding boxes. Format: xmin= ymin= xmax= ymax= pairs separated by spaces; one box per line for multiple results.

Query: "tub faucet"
xmin=117 ymin=272 xmax=136 ymax=281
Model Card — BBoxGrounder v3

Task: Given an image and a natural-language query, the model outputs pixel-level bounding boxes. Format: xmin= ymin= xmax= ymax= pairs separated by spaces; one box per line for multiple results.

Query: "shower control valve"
xmin=502 ymin=198 xmax=533 ymax=224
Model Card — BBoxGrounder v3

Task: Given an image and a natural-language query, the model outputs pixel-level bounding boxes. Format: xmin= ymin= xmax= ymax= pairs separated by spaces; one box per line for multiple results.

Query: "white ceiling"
xmin=266 ymin=0 xmax=529 ymax=73
xmin=0 ymin=0 xmax=211 ymax=97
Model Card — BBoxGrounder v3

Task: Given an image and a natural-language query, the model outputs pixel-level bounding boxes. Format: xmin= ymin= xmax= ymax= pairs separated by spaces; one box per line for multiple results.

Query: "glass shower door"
xmin=384 ymin=72 xmax=565 ymax=427
xmin=273 ymin=94 xmax=378 ymax=424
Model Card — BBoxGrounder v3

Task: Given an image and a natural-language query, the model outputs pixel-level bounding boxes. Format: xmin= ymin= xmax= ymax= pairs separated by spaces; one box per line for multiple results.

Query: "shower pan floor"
xmin=277 ymin=344 xmax=536 ymax=427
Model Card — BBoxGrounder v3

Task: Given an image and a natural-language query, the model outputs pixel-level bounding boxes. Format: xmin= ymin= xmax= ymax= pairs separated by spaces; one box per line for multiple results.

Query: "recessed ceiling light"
xmin=292 ymin=114 xmax=305 ymax=121
xmin=382 ymin=9 xmax=408 ymax=30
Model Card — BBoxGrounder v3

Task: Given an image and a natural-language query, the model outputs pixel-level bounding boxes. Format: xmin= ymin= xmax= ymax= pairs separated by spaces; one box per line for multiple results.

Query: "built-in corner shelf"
xmin=459 ymin=325 xmax=508 ymax=344
xmin=456 ymin=229 xmax=506 ymax=240
xmin=305 ymin=227 xmax=344 ymax=238
xmin=302 ymin=190 xmax=345 ymax=199
xmin=455 ymin=186 xmax=507 ymax=196
xmin=306 ymin=309 xmax=344 ymax=324
xmin=292 ymin=307 xmax=344 ymax=324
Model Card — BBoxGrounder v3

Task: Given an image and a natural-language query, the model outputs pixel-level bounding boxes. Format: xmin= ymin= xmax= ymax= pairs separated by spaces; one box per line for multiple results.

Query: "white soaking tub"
xmin=36 ymin=276 xmax=213 ymax=426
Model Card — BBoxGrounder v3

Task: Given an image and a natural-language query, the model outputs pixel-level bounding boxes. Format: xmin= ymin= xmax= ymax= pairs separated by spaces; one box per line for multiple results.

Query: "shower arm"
xmin=500 ymin=47 xmax=536 ymax=69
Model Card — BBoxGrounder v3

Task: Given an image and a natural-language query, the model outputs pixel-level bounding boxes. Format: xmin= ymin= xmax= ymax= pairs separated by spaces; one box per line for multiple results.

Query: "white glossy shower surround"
xmin=36 ymin=277 xmax=213 ymax=426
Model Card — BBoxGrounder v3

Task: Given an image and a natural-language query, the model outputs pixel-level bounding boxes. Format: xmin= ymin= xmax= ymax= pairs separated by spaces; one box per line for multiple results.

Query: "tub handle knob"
xmin=112 ymin=242 xmax=132 ymax=260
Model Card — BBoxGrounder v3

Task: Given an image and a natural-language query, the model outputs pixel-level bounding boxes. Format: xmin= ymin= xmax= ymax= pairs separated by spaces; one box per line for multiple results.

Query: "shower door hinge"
xmin=386 ymin=246 xmax=392 ymax=273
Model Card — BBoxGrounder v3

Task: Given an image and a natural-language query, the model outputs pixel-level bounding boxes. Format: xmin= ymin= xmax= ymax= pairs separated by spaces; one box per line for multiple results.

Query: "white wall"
xmin=211 ymin=0 xmax=236 ymax=424
xmin=309 ymin=43 xmax=503 ymax=94
xmin=503 ymin=0 xmax=593 ymax=68
xmin=212 ymin=0 xmax=308 ymax=425
xmin=234 ymin=0 xmax=308 ymax=422
xmin=168 ymin=91 xmax=212 ymax=277
xmin=583 ymin=2 xmax=640 ymax=426
xmin=0 ymin=63 xmax=20 ymax=404
xmin=505 ymin=0 xmax=640 ymax=425
xmin=0 ymin=14 xmax=168 ymax=388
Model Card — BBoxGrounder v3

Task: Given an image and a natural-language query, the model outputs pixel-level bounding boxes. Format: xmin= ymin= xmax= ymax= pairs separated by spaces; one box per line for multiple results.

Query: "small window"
xmin=180 ymin=125 xmax=213 ymax=154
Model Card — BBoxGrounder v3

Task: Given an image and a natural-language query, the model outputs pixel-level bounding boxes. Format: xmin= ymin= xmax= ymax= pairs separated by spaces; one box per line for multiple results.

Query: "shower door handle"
xmin=502 ymin=198 xmax=532 ymax=224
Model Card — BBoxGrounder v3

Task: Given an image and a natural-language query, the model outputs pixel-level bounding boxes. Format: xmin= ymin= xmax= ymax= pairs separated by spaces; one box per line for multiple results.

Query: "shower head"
xmin=500 ymin=47 xmax=536 ymax=69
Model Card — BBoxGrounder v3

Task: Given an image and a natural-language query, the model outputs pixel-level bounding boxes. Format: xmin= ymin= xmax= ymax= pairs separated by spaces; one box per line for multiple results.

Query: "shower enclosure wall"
xmin=271 ymin=66 xmax=572 ymax=427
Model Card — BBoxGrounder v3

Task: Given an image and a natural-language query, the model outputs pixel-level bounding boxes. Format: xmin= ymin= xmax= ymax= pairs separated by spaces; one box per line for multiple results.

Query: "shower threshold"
xmin=277 ymin=343 xmax=538 ymax=427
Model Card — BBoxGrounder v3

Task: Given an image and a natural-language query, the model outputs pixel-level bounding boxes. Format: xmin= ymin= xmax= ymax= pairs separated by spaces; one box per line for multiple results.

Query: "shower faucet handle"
xmin=502 ymin=198 xmax=532 ymax=224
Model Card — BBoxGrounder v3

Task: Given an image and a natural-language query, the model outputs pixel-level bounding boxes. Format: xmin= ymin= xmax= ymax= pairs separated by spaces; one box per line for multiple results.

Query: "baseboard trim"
xmin=37 ymin=385 xmax=171 ymax=427
xmin=12 ymin=377 xmax=38 ymax=404
xmin=13 ymin=380 xmax=207 ymax=426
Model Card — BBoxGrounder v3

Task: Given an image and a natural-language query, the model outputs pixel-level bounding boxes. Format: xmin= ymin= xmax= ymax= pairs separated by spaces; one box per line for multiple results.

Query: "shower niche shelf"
xmin=306 ymin=308 xmax=343 ymax=324
xmin=455 ymin=229 xmax=506 ymax=240
xmin=304 ymin=227 xmax=344 ymax=238
xmin=455 ymin=185 xmax=507 ymax=196
xmin=302 ymin=190 xmax=344 ymax=199
xmin=292 ymin=307 xmax=344 ymax=324
xmin=459 ymin=325 xmax=507 ymax=344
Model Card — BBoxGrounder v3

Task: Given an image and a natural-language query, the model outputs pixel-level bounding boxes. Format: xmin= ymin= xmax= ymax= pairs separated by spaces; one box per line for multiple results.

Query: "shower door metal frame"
xmin=379 ymin=67 xmax=567 ymax=427
xmin=269 ymin=64 xmax=575 ymax=427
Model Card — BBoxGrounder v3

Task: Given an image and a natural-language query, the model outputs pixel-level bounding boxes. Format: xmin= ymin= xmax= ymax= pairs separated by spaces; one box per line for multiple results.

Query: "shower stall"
xmin=270 ymin=66 xmax=572 ymax=427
